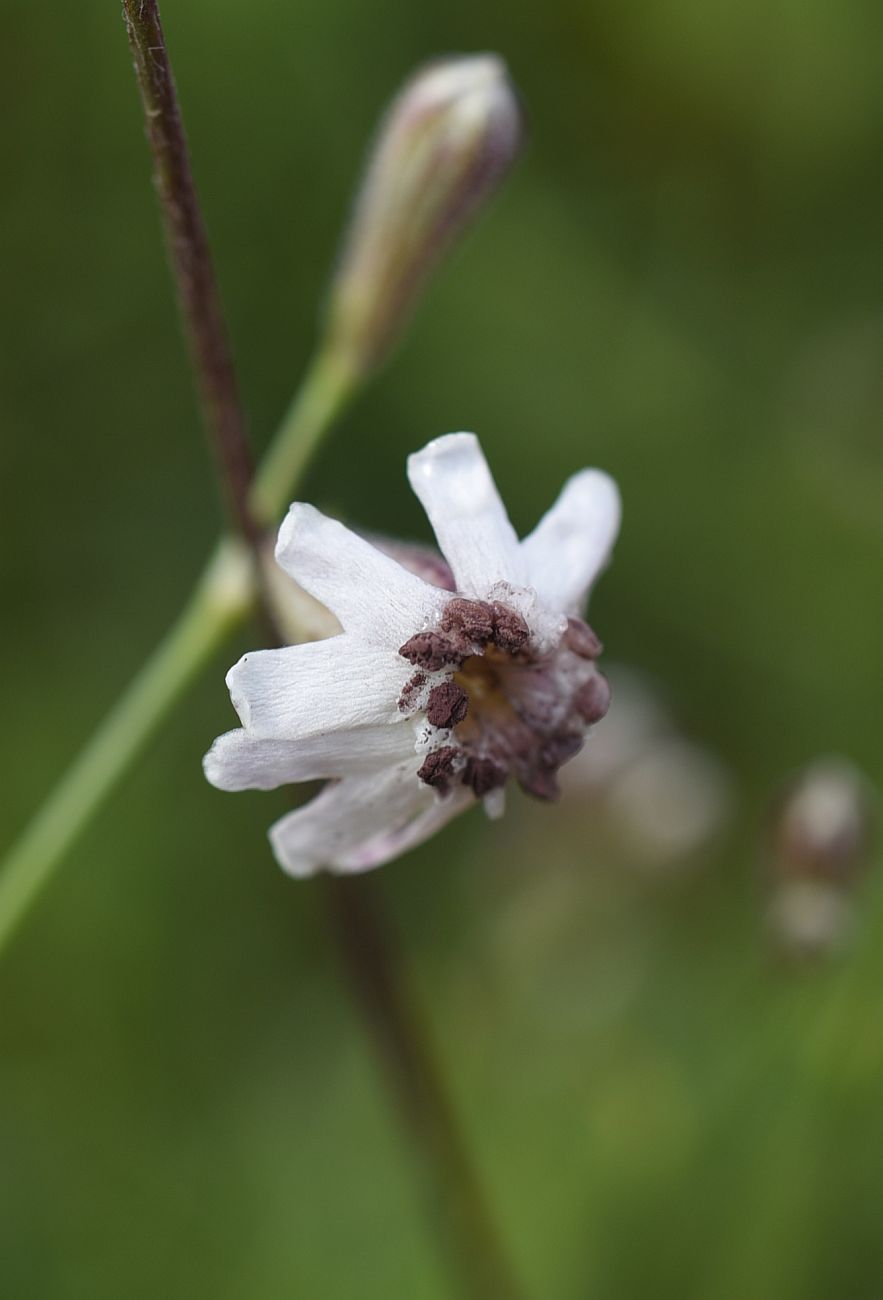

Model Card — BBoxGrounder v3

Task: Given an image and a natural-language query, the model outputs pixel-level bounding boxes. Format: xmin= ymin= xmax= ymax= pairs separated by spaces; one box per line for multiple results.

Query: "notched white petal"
xmin=203 ymin=723 xmax=418 ymax=792
xmin=226 ymin=635 xmax=413 ymax=740
xmin=275 ymin=503 xmax=445 ymax=644
xmin=407 ymin=433 xmax=526 ymax=597
xmin=521 ymin=469 xmax=621 ymax=613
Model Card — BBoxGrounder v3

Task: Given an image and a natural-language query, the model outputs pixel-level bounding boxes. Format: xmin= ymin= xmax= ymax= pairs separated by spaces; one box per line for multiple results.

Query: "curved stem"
xmin=0 ymin=539 xmax=254 ymax=952
xmin=0 ymin=331 xmax=353 ymax=955
xmin=249 ymin=349 xmax=357 ymax=526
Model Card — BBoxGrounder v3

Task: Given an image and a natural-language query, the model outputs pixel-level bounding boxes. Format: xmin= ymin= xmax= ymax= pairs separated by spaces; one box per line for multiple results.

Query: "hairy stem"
xmin=122 ymin=0 xmax=259 ymax=543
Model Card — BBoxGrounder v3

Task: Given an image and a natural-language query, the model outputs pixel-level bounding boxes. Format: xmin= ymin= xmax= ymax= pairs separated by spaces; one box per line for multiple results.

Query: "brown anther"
xmin=490 ymin=602 xmax=530 ymax=654
xmin=463 ymin=754 xmax=507 ymax=797
xmin=398 ymin=630 xmax=465 ymax=672
xmin=417 ymin=746 xmax=458 ymax=793
xmin=574 ymin=673 xmax=610 ymax=724
xmin=440 ymin=598 xmax=495 ymax=644
xmin=564 ymin=617 xmax=603 ymax=660
xmin=426 ymin=680 xmax=470 ymax=729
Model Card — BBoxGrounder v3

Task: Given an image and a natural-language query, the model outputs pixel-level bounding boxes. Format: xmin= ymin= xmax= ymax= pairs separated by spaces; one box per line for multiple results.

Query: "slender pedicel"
xmin=122 ymin=0 xmax=260 ymax=545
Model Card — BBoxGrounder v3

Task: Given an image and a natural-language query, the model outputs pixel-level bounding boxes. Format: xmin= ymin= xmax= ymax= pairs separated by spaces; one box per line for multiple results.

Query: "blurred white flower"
xmin=767 ymin=756 xmax=877 ymax=958
xmin=558 ymin=667 xmax=733 ymax=870
xmin=205 ymin=433 xmax=620 ymax=877
xmin=771 ymin=756 xmax=876 ymax=885
xmin=603 ymin=738 xmax=731 ymax=869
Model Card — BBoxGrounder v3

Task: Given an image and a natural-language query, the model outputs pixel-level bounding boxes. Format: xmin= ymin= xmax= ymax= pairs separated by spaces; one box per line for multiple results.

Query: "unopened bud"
xmin=771 ymin=757 xmax=876 ymax=886
xmin=766 ymin=758 xmax=877 ymax=960
xmin=325 ymin=55 xmax=523 ymax=374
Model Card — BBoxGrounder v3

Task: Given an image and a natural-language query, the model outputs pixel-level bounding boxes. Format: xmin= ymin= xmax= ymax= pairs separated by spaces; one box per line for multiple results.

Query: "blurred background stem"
xmin=326 ymin=874 xmax=526 ymax=1300
xmin=0 ymin=4 xmax=527 ymax=1297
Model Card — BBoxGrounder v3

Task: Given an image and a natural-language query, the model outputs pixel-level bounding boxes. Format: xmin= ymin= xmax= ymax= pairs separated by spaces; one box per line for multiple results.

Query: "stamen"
xmin=417 ymin=746 xmax=459 ymax=793
xmin=488 ymin=601 xmax=529 ymax=653
xmin=463 ymin=754 xmax=507 ymax=796
xmin=399 ymin=630 xmax=465 ymax=671
xmin=564 ymin=616 xmax=603 ymax=660
xmin=440 ymin=598 xmax=495 ymax=644
xmin=408 ymin=595 xmax=608 ymax=802
xmin=426 ymin=680 xmax=470 ymax=728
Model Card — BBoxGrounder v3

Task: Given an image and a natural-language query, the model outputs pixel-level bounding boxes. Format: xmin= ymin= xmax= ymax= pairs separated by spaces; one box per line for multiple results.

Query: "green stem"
xmin=0 ymin=538 xmax=254 ymax=952
xmin=249 ymin=348 xmax=357 ymax=526
xmin=0 ymin=346 xmax=354 ymax=952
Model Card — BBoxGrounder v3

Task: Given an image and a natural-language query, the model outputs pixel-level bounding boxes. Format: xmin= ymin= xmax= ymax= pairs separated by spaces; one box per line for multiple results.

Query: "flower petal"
xmin=275 ymin=503 xmax=445 ymax=644
xmin=268 ymin=762 xmax=436 ymax=877
xmin=335 ymin=786 xmax=475 ymax=874
xmin=521 ymin=469 xmax=621 ymax=613
xmin=407 ymin=433 xmax=526 ymax=596
xmin=203 ymin=723 xmax=418 ymax=792
xmin=226 ymin=635 xmax=413 ymax=740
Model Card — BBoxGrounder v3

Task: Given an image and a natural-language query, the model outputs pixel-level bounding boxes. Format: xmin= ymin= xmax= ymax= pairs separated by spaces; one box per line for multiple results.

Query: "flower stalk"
xmin=325 ymin=874 xmax=525 ymax=1300
xmin=0 ymin=13 xmax=529 ymax=1298
xmin=0 ymin=538 xmax=254 ymax=951
xmin=122 ymin=0 xmax=259 ymax=544
xmin=0 ymin=336 xmax=352 ymax=951
xmin=248 ymin=347 xmax=357 ymax=527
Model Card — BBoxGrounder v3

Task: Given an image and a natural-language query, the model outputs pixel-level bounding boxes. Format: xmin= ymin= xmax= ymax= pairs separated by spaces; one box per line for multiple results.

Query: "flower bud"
xmin=557 ymin=667 xmax=733 ymax=871
xmin=766 ymin=759 xmax=877 ymax=960
xmin=770 ymin=757 xmax=876 ymax=886
xmin=325 ymin=55 xmax=523 ymax=374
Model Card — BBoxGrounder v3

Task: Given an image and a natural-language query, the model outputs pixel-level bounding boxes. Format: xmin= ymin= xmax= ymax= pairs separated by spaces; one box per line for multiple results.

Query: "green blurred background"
xmin=2 ymin=0 xmax=883 ymax=1296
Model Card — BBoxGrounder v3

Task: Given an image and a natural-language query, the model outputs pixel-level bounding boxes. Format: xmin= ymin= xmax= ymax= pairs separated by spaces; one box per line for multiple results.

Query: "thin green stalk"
xmin=0 ymin=343 xmax=352 ymax=953
xmin=2 ymin=0 xmax=370 ymax=954
xmin=0 ymin=539 xmax=253 ymax=952
xmin=249 ymin=348 xmax=357 ymax=526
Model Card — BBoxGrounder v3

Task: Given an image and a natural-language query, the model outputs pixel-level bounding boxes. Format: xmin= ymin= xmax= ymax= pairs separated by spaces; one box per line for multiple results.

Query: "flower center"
xmin=454 ymin=650 xmax=511 ymax=719
xmin=398 ymin=596 xmax=610 ymax=802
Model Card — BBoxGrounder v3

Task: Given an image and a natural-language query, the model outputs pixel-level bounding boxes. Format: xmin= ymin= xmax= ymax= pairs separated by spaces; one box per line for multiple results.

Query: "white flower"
xmin=204 ymin=433 xmax=620 ymax=877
